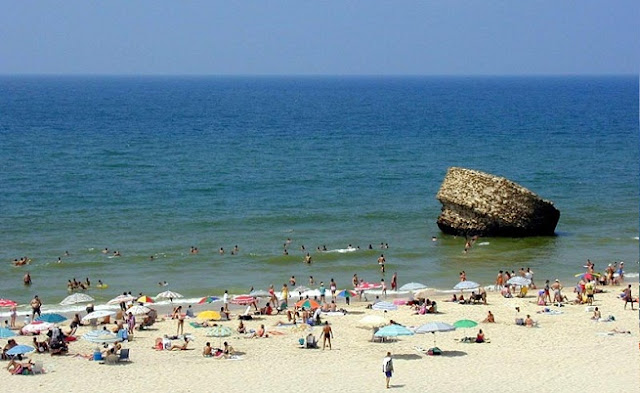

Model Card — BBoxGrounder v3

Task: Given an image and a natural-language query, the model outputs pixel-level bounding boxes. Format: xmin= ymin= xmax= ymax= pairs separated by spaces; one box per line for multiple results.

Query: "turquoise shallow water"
xmin=0 ymin=75 xmax=638 ymax=310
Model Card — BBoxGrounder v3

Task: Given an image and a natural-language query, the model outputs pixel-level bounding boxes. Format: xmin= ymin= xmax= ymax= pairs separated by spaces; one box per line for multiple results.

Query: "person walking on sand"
xmin=322 ymin=321 xmax=333 ymax=350
xmin=382 ymin=351 xmax=394 ymax=388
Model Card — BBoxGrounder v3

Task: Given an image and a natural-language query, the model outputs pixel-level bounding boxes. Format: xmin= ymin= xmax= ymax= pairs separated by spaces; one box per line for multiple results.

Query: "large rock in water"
xmin=436 ymin=167 xmax=560 ymax=237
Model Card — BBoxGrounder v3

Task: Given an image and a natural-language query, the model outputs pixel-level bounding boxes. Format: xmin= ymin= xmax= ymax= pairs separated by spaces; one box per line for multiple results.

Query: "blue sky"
xmin=1 ymin=1 xmax=638 ymax=75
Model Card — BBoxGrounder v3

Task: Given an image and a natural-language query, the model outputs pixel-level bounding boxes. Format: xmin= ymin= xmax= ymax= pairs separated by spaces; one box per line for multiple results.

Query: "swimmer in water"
xmin=24 ymin=272 xmax=32 ymax=285
xmin=304 ymin=253 xmax=312 ymax=264
xmin=159 ymin=281 xmax=168 ymax=287
xmin=219 ymin=247 xmax=224 ymax=255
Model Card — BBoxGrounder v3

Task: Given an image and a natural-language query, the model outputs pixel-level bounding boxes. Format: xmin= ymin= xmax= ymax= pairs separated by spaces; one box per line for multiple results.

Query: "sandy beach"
xmin=1 ymin=286 xmax=638 ymax=393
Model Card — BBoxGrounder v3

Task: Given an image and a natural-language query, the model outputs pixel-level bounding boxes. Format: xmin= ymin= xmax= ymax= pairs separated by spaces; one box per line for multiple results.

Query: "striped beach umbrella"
xmin=137 ymin=295 xmax=154 ymax=304
xmin=198 ymin=296 xmax=221 ymax=304
xmin=230 ymin=295 xmax=256 ymax=305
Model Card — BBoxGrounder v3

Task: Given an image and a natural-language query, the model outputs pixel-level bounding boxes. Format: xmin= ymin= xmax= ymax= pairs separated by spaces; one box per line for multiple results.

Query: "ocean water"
xmin=1 ymin=75 xmax=638 ymax=311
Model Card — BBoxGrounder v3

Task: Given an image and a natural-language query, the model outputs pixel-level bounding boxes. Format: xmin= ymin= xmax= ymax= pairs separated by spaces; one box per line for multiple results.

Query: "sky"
xmin=1 ymin=1 xmax=638 ymax=75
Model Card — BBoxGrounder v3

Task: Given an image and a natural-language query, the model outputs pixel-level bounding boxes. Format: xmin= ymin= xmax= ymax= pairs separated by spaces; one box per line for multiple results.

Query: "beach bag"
xmin=515 ymin=318 xmax=524 ymax=326
xmin=427 ymin=348 xmax=442 ymax=356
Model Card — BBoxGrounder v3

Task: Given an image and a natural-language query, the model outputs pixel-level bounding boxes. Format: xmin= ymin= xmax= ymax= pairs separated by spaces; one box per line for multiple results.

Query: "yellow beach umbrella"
xmin=197 ymin=310 xmax=221 ymax=320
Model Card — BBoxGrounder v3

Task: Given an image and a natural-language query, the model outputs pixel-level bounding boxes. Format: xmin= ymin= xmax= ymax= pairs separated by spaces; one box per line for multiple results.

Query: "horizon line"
xmin=0 ymin=72 xmax=637 ymax=78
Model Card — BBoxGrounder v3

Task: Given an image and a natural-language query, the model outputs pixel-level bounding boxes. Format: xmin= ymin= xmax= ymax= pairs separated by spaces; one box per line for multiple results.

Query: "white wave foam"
xmin=327 ymin=247 xmax=358 ymax=253
xmin=477 ymin=242 xmax=490 ymax=246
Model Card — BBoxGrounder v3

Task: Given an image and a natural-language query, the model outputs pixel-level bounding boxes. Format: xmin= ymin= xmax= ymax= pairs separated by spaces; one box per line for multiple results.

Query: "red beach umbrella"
xmin=230 ymin=295 xmax=256 ymax=305
xmin=0 ymin=299 xmax=17 ymax=308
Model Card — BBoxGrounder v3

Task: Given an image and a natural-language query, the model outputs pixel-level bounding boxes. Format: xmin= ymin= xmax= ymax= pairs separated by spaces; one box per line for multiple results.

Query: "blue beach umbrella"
xmin=0 ymin=327 xmax=15 ymax=338
xmin=374 ymin=324 xmax=415 ymax=338
xmin=6 ymin=344 xmax=35 ymax=356
xmin=36 ymin=313 xmax=67 ymax=323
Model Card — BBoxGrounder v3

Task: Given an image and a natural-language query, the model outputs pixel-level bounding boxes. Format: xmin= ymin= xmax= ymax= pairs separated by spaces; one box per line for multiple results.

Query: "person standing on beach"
xmin=381 ymin=279 xmax=387 ymax=298
xmin=30 ymin=295 xmax=42 ymax=319
xmin=223 ymin=290 xmax=229 ymax=312
xmin=319 ymin=282 xmax=326 ymax=303
xmin=382 ymin=352 xmax=394 ymax=388
xmin=391 ymin=272 xmax=397 ymax=291
xmin=352 ymin=274 xmax=359 ymax=288
xmin=322 ymin=321 xmax=333 ymax=350
xmin=623 ymin=284 xmax=634 ymax=310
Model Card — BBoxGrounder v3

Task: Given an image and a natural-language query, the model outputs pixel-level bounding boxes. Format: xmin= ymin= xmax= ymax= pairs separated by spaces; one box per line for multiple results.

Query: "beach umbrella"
xmin=230 ymin=295 xmax=256 ymax=305
xmin=6 ymin=344 xmax=35 ymax=356
xmin=413 ymin=289 xmax=432 ymax=299
xmin=372 ymin=301 xmax=398 ymax=311
xmin=36 ymin=313 xmax=67 ymax=323
xmin=453 ymin=319 xmax=478 ymax=329
xmin=294 ymin=286 xmax=311 ymax=293
xmin=107 ymin=294 xmax=136 ymax=305
xmin=197 ymin=310 xmax=221 ymax=320
xmin=0 ymin=299 xmax=17 ymax=308
xmin=249 ymin=290 xmax=271 ymax=298
xmin=414 ymin=322 xmax=456 ymax=348
xmin=355 ymin=282 xmax=382 ymax=291
xmin=399 ymin=282 xmax=427 ymax=291
xmin=357 ymin=315 xmax=388 ymax=329
xmin=374 ymin=324 xmax=415 ymax=338
xmin=336 ymin=289 xmax=357 ymax=297
xmin=295 ymin=299 xmax=320 ymax=310
xmin=60 ymin=293 xmax=94 ymax=305
xmin=156 ymin=290 xmax=184 ymax=301
xmin=82 ymin=330 xmax=120 ymax=344
xmin=506 ymin=277 xmax=531 ymax=287
xmin=82 ymin=310 xmax=116 ymax=322
xmin=206 ymin=325 xmax=234 ymax=346
xmin=126 ymin=305 xmax=151 ymax=316
xmin=137 ymin=295 xmax=154 ymax=304
xmin=198 ymin=296 xmax=221 ymax=304
xmin=22 ymin=321 xmax=53 ymax=335
xmin=454 ymin=281 xmax=480 ymax=291
xmin=0 ymin=327 xmax=16 ymax=338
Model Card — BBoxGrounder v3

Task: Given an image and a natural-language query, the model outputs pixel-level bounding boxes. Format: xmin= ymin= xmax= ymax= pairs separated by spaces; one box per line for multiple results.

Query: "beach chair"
xmin=31 ymin=361 xmax=45 ymax=374
xmin=118 ymin=348 xmax=130 ymax=362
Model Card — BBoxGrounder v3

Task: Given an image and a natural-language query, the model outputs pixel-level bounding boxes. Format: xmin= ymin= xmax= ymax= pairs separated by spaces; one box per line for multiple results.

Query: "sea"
xmin=1 ymin=75 xmax=638 ymax=314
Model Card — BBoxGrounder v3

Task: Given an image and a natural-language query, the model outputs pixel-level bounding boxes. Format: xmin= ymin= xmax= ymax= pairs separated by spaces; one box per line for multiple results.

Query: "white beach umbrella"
xmin=453 ymin=281 xmax=480 ymax=291
xmin=22 ymin=321 xmax=53 ymax=335
xmin=82 ymin=330 xmax=120 ymax=344
xmin=414 ymin=322 xmax=456 ymax=347
xmin=506 ymin=277 xmax=531 ymax=287
xmin=413 ymin=289 xmax=433 ymax=299
xmin=82 ymin=310 xmax=116 ymax=322
xmin=357 ymin=315 xmax=388 ymax=329
xmin=60 ymin=293 xmax=95 ymax=305
xmin=126 ymin=305 xmax=151 ymax=316
xmin=107 ymin=294 xmax=136 ymax=305
xmin=156 ymin=290 xmax=184 ymax=300
xmin=399 ymin=282 xmax=427 ymax=291
xmin=372 ymin=301 xmax=398 ymax=311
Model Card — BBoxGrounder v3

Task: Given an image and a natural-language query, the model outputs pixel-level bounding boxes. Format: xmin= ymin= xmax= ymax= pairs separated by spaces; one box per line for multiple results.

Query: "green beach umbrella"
xmin=453 ymin=319 xmax=478 ymax=329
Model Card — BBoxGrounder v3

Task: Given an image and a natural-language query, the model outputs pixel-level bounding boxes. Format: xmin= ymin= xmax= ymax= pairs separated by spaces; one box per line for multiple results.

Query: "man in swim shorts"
xmin=322 ymin=321 xmax=333 ymax=350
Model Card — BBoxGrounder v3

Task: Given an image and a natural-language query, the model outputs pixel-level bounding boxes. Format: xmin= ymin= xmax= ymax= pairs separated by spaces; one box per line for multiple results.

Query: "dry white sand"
xmin=1 ymin=287 xmax=638 ymax=393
